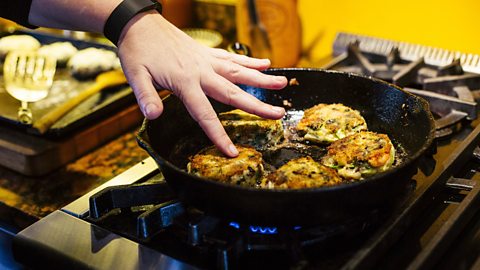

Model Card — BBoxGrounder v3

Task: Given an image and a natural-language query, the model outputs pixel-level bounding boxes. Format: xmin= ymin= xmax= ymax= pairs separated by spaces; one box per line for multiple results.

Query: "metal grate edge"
xmin=333 ymin=32 xmax=480 ymax=74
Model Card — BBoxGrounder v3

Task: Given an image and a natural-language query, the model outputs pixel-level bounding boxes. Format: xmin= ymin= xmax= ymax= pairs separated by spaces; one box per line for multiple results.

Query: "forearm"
xmin=29 ymin=0 xmax=122 ymax=33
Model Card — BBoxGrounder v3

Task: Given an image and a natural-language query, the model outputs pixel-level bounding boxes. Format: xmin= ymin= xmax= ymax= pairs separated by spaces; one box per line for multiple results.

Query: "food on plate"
xmin=67 ymin=47 xmax=121 ymax=80
xmin=187 ymin=145 xmax=264 ymax=187
xmin=0 ymin=35 xmax=41 ymax=58
xmin=219 ymin=109 xmax=284 ymax=149
xmin=321 ymin=131 xmax=395 ymax=180
xmin=38 ymin=41 xmax=78 ymax=66
xmin=296 ymin=103 xmax=367 ymax=144
xmin=264 ymin=156 xmax=342 ymax=189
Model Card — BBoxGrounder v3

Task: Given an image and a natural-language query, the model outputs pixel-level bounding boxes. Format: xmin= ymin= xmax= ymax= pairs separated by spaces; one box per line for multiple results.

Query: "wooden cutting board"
xmin=0 ymin=103 xmax=144 ymax=176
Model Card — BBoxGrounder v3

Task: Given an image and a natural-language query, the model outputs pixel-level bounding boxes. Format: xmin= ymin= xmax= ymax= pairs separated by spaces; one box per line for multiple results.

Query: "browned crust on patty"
xmin=266 ymin=156 xmax=342 ymax=189
xmin=187 ymin=145 xmax=264 ymax=187
xmin=296 ymin=103 xmax=367 ymax=143
xmin=321 ymin=131 xmax=395 ymax=179
xmin=219 ymin=109 xmax=284 ymax=149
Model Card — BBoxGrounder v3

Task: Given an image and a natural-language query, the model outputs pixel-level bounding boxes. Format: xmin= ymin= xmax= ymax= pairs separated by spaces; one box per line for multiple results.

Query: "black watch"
xmin=104 ymin=0 xmax=162 ymax=46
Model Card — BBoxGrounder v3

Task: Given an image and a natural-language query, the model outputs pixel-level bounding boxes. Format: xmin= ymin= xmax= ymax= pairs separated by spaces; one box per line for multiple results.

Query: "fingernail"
xmin=272 ymin=106 xmax=285 ymax=115
xmin=261 ymin=59 xmax=271 ymax=65
xmin=276 ymin=76 xmax=287 ymax=82
xmin=229 ymin=144 xmax=239 ymax=156
xmin=144 ymin=103 xmax=157 ymax=118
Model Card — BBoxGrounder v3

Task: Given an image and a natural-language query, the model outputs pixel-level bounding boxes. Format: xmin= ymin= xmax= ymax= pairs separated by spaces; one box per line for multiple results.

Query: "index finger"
xmin=209 ymin=48 xmax=271 ymax=70
xmin=179 ymin=84 xmax=238 ymax=157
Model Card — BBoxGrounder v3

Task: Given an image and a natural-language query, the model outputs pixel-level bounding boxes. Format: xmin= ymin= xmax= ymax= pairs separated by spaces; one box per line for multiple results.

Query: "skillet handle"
xmin=227 ymin=42 xmax=252 ymax=57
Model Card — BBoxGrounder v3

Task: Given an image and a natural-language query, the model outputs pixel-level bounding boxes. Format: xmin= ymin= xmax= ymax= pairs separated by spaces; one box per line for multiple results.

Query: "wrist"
xmin=117 ymin=10 xmax=160 ymax=47
xmin=103 ymin=0 xmax=162 ymax=46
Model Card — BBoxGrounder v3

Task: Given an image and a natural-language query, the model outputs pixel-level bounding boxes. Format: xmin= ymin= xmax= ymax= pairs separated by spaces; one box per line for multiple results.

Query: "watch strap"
xmin=104 ymin=0 xmax=162 ymax=46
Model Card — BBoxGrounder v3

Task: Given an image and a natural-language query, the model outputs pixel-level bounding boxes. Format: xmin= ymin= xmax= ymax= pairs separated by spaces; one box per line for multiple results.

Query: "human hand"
xmin=117 ymin=11 xmax=288 ymax=157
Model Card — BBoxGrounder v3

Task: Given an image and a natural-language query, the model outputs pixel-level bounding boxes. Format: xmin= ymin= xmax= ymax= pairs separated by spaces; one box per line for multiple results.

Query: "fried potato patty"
xmin=187 ymin=145 xmax=264 ymax=187
xmin=219 ymin=109 xmax=284 ymax=149
xmin=265 ymin=156 xmax=342 ymax=189
xmin=296 ymin=103 xmax=367 ymax=144
xmin=321 ymin=131 xmax=395 ymax=180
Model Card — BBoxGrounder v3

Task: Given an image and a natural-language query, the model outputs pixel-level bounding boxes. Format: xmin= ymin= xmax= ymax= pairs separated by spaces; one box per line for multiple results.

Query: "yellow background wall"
xmin=2 ymin=0 xmax=478 ymax=67
xmin=298 ymin=0 xmax=480 ymax=64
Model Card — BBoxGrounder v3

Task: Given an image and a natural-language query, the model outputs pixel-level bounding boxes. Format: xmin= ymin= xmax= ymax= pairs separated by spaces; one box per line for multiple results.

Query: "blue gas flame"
xmin=249 ymin=226 xmax=278 ymax=234
xmin=229 ymin=222 xmax=240 ymax=229
xmin=229 ymin=222 xmax=302 ymax=234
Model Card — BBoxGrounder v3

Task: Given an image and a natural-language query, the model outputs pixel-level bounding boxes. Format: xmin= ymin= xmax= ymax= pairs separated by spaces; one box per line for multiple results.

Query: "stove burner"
xmin=325 ymin=36 xmax=480 ymax=138
xmin=87 ymin=181 xmax=382 ymax=269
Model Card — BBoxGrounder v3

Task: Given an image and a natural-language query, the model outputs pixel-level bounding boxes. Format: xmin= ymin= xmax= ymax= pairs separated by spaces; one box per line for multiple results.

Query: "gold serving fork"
xmin=3 ymin=51 xmax=56 ymax=124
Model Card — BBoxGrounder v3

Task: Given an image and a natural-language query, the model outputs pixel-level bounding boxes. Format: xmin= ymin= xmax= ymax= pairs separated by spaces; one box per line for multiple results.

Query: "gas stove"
xmin=11 ymin=33 xmax=480 ymax=270
xmin=325 ymin=32 xmax=480 ymax=139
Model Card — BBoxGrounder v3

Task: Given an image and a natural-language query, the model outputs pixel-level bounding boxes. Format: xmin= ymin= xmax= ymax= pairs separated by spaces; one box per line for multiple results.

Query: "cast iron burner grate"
xmin=87 ymin=181 xmax=392 ymax=269
xmin=324 ymin=34 xmax=480 ymax=138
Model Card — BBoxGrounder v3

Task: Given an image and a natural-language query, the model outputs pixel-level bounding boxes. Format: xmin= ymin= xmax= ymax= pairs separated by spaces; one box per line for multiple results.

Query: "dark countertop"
xmin=0 ymin=129 xmax=149 ymax=228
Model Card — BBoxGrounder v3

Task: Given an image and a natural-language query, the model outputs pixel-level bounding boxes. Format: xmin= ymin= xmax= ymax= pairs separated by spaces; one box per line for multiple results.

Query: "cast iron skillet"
xmin=137 ymin=68 xmax=436 ymax=226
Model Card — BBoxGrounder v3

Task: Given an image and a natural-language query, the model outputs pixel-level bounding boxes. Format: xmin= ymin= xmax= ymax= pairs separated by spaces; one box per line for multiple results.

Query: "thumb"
xmin=126 ymin=70 xmax=164 ymax=119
